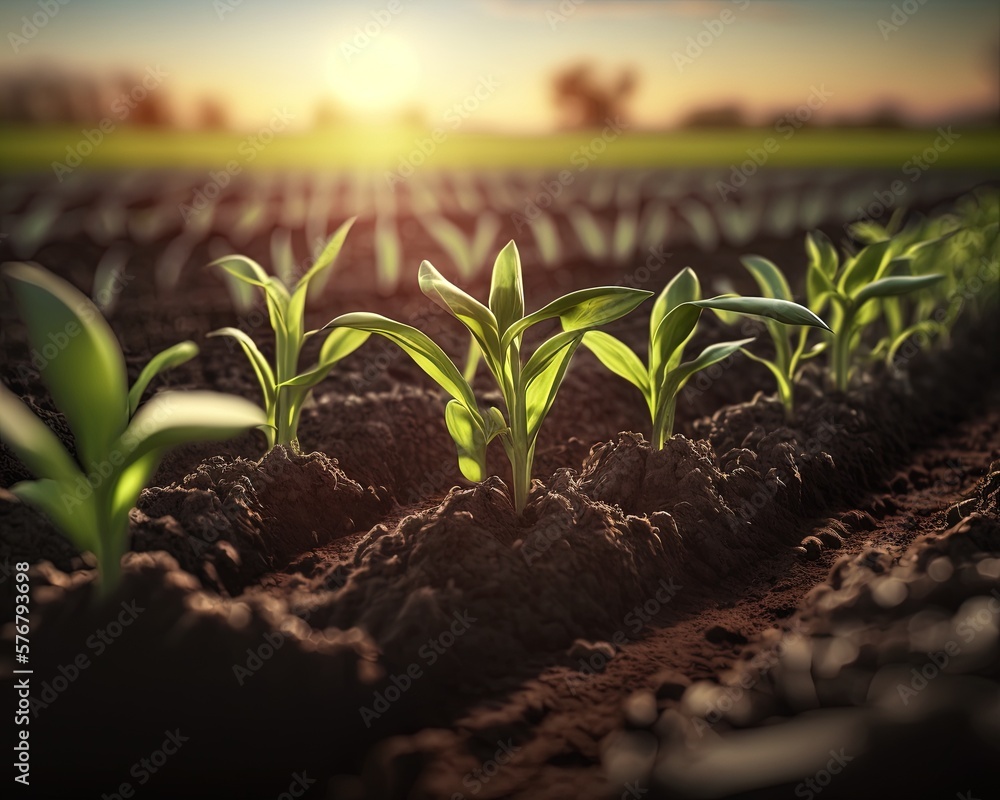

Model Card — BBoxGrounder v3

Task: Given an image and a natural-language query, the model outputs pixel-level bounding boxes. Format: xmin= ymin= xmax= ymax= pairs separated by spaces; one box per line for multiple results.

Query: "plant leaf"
xmin=279 ymin=328 xmax=370 ymax=388
xmin=838 ymin=239 xmax=894 ymax=297
xmin=663 ymin=337 xmax=755 ymax=399
xmin=581 ymin=331 xmax=650 ymax=396
xmin=419 ymin=261 xmax=502 ymax=361
xmin=523 ymin=330 xmax=583 ymax=444
xmin=853 ymin=274 xmax=945 ymax=307
xmin=295 ymin=216 xmax=355 ymax=292
xmin=210 ymin=255 xmax=270 ymax=288
xmin=650 ymin=267 xmax=700 ymax=347
xmin=326 ymin=312 xmax=479 ymax=413
xmin=3 ymin=262 xmax=129 ymax=467
xmin=128 ymin=341 xmax=199 ymax=416
xmin=10 ymin=478 xmax=98 ymax=552
xmin=488 ymin=240 xmax=524 ymax=335
xmin=117 ymin=391 xmax=266 ymax=470
xmin=0 ymin=383 xmax=80 ymax=482
xmin=503 ymin=286 xmax=652 ymax=349
xmin=689 ymin=296 xmax=831 ymax=331
xmin=740 ymin=256 xmax=793 ymax=302
xmin=444 ymin=399 xmax=487 ymax=482
xmin=207 ymin=328 xmax=276 ymax=409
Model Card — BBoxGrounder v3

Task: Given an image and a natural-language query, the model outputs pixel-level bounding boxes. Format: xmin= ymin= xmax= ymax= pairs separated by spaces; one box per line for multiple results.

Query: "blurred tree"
xmin=197 ymin=97 xmax=229 ymax=131
xmin=679 ymin=104 xmax=747 ymax=129
xmin=552 ymin=62 xmax=636 ymax=129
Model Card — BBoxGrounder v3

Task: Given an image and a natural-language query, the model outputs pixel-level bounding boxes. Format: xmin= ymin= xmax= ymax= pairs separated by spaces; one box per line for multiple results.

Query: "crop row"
xmin=1 ymin=169 xmax=979 ymax=296
xmin=0 ymin=189 xmax=996 ymax=593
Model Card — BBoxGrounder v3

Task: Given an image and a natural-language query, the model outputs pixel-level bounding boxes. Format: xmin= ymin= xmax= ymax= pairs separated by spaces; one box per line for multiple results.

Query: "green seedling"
xmin=735 ymin=254 xmax=830 ymax=420
xmin=326 ymin=240 xmax=651 ymax=514
xmin=583 ymin=267 xmax=829 ymax=448
xmin=209 ymin=217 xmax=369 ymax=451
xmin=804 ymin=231 xmax=944 ymax=391
xmin=0 ymin=263 xmax=265 ymax=593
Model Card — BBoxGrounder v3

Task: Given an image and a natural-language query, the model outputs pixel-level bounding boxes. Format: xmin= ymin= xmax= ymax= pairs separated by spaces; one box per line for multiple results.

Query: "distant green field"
xmin=2 ymin=126 xmax=998 ymax=173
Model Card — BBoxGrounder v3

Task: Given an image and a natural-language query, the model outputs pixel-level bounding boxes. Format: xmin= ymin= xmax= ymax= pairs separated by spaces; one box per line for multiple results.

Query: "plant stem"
xmin=98 ymin=546 xmax=121 ymax=598
xmin=832 ymin=330 xmax=851 ymax=393
xmin=652 ymin=400 xmax=677 ymax=450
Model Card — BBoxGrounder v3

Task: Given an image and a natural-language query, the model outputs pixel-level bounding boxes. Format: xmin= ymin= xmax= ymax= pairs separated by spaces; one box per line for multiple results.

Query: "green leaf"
xmin=207 ymin=328 xmax=276 ymax=410
xmin=128 ymin=341 xmax=199 ymax=416
xmin=853 ymin=274 xmax=945 ymax=307
xmin=0 ymin=383 xmax=80 ymax=483
xmin=805 ymin=231 xmax=838 ymax=279
xmin=444 ymin=399 xmax=487 ymax=482
xmin=838 ymin=239 xmax=894 ymax=297
xmin=665 ymin=337 xmax=755 ymax=397
xmin=690 ymin=296 xmax=831 ymax=331
xmin=10 ymin=478 xmax=99 ymax=552
xmin=488 ymin=240 xmax=524 ymax=335
xmin=419 ymin=261 xmax=502 ymax=362
xmin=740 ymin=256 xmax=793 ymax=302
xmin=210 ymin=255 xmax=271 ymax=288
xmin=326 ymin=312 xmax=479 ymax=413
xmin=649 ymin=303 xmax=702 ymax=394
xmin=650 ymin=267 xmax=700 ymax=345
xmin=523 ymin=330 xmax=584 ymax=443
xmin=503 ymin=286 xmax=652 ymax=349
xmin=117 ymin=391 xmax=266 ymax=470
xmin=3 ymin=262 xmax=129 ymax=467
xmin=581 ymin=331 xmax=650 ymax=397
xmin=279 ymin=328 xmax=370 ymax=388
xmin=295 ymin=216 xmax=355 ymax=292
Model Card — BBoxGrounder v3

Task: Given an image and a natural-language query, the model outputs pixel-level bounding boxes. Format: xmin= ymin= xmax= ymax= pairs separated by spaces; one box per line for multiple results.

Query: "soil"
xmin=1 ymin=169 xmax=998 ymax=799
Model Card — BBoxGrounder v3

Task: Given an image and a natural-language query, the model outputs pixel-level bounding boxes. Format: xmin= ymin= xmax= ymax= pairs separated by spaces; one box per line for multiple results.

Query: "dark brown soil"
xmin=1 ymin=171 xmax=998 ymax=799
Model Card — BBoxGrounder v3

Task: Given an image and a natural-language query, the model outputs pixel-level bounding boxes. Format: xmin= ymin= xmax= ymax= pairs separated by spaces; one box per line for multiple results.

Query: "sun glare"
xmin=327 ymin=32 xmax=422 ymax=117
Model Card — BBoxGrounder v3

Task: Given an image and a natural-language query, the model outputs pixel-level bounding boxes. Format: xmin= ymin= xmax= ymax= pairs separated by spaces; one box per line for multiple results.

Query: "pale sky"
xmin=1 ymin=0 xmax=997 ymax=131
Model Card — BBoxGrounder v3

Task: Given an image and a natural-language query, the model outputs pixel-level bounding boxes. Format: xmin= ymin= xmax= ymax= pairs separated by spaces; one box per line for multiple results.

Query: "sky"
xmin=1 ymin=0 xmax=997 ymax=132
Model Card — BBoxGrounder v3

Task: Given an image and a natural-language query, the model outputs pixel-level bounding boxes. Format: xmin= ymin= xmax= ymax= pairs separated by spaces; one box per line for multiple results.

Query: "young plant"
xmin=325 ymin=241 xmax=651 ymax=514
xmin=735 ymin=254 xmax=829 ymax=420
xmin=804 ymin=231 xmax=944 ymax=391
xmin=0 ymin=263 xmax=265 ymax=593
xmin=208 ymin=218 xmax=369 ymax=451
xmin=583 ymin=268 xmax=830 ymax=448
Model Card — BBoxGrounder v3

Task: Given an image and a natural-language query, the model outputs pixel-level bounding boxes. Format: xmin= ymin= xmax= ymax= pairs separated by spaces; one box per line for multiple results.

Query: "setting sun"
xmin=327 ymin=31 xmax=422 ymax=117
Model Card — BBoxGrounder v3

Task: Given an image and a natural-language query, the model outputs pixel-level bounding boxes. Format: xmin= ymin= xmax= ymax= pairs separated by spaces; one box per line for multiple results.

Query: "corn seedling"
xmin=209 ymin=218 xmax=369 ymax=451
xmin=567 ymin=206 xmax=611 ymax=261
xmin=327 ymin=241 xmax=651 ymax=513
xmin=420 ymin=212 xmax=501 ymax=278
xmin=804 ymin=231 xmax=944 ymax=392
xmin=583 ymin=267 xmax=829 ymax=448
xmin=0 ymin=263 xmax=265 ymax=593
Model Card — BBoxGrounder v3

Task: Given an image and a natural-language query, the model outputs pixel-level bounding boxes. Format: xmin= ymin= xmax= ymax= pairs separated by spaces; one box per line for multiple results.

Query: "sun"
xmin=327 ymin=32 xmax=422 ymax=116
